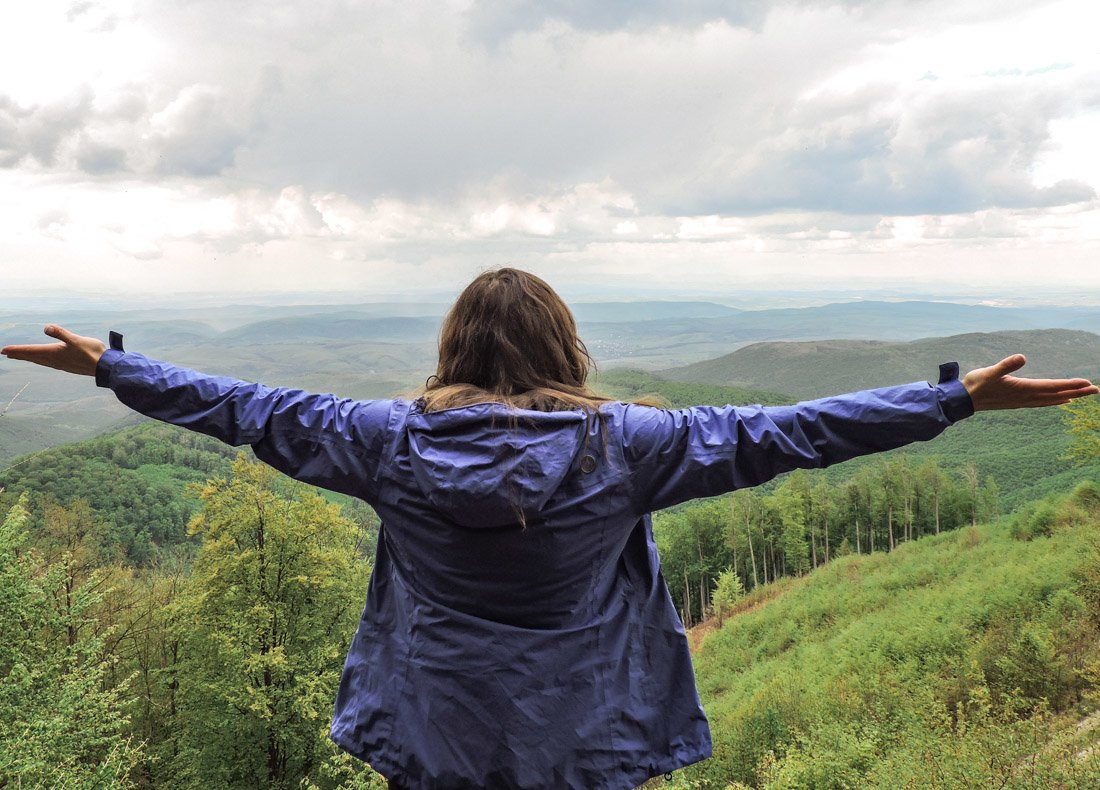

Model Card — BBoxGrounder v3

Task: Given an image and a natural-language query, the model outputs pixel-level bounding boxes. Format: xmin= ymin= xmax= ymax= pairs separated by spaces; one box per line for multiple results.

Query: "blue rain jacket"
xmin=95 ymin=340 xmax=974 ymax=790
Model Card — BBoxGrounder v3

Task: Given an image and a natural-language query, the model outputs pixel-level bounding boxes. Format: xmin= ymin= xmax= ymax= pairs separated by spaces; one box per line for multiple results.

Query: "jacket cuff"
xmin=95 ymin=348 xmax=125 ymax=389
xmin=934 ymin=361 xmax=974 ymax=423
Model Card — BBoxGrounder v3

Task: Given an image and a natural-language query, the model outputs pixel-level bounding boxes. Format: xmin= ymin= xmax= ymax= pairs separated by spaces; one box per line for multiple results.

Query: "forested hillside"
xmin=0 ymin=422 xmax=379 ymax=564
xmin=653 ymin=458 xmax=999 ymax=628
xmin=591 ymin=368 xmax=789 ymax=408
xmin=677 ymin=481 xmax=1100 ymax=788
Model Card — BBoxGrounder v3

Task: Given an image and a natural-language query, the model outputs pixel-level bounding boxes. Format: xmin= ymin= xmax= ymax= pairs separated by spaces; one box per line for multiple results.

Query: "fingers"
xmin=1057 ymin=383 xmax=1100 ymax=399
xmin=1 ymin=325 xmax=73 ymax=358
xmin=1 ymin=343 xmax=56 ymax=357
xmin=991 ymin=354 xmax=1027 ymax=377
xmin=1008 ymin=380 xmax=1098 ymax=409
xmin=1015 ymin=377 xmax=1096 ymax=391
xmin=44 ymin=324 xmax=75 ymax=344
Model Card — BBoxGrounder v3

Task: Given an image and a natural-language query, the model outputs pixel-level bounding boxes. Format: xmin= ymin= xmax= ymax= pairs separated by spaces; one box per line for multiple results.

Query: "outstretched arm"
xmin=2 ymin=325 xmax=396 ymax=503
xmin=622 ymin=355 xmax=1098 ymax=513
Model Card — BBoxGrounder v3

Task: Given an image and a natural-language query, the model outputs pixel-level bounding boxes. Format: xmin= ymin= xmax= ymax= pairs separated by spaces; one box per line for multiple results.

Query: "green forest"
xmin=2 ymin=383 xmax=1100 ymax=788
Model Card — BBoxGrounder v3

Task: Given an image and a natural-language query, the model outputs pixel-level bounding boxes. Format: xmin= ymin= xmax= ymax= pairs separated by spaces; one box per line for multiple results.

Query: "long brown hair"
xmin=418 ymin=268 xmax=616 ymax=412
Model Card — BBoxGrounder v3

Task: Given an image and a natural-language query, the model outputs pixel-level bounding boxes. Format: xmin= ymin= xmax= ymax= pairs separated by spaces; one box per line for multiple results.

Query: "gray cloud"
xmin=461 ymin=0 xmax=951 ymax=43
xmin=161 ymin=0 xmax=1082 ymax=219
xmin=0 ymin=88 xmax=94 ymax=168
xmin=149 ymin=87 xmax=248 ymax=177
xmin=75 ymin=136 xmax=128 ymax=175
xmin=0 ymin=78 xmax=260 ymax=179
xmin=466 ymin=0 xmax=772 ymax=41
xmin=648 ymin=75 xmax=1098 ymax=215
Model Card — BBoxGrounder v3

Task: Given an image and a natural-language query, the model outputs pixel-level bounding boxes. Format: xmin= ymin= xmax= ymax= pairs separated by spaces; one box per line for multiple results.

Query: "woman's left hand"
xmin=1 ymin=325 xmax=107 ymax=377
xmin=963 ymin=354 xmax=1099 ymax=411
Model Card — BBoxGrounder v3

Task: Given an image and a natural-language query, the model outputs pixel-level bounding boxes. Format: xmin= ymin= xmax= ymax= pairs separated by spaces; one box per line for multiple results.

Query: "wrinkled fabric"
xmin=96 ymin=348 xmax=974 ymax=789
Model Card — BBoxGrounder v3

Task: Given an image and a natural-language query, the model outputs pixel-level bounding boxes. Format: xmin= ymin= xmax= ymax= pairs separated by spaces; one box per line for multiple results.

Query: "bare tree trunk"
xmin=697 ymin=540 xmax=707 ymax=618
xmin=964 ymin=464 xmax=979 ymax=526
xmin=888 ymin=505 xmax=895 ymax=552
xmin=746 ymin=524 xmax=759 ymax=589
xmin=682 ymin=572 xmax=692 ymax=628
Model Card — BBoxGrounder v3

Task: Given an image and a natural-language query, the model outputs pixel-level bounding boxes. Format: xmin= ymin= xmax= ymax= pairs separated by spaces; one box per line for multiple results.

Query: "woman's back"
xmin=331 ymin=398 xmax=710 ymax=789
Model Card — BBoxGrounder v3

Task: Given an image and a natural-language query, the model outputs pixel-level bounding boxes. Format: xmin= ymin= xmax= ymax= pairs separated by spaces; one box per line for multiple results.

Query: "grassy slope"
xmin=682 ymin=485 xmax=1100 ymax=788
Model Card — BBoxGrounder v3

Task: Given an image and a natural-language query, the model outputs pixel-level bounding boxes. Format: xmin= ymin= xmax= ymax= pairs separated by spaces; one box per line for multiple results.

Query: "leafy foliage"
xmin=0 ymin=494 xmax=142 ymax=788
xmin=161 ymin=457 xmax=378 ymax=789
xmin=1064 ymin=396 xmax=1100 ymax=466
xmin=711 ymin=567 xmax=744 ymax=624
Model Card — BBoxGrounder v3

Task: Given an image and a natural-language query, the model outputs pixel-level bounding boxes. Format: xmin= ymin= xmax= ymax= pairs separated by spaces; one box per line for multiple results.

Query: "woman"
xmin=3 ymin=268 xmax=1097 ymax=789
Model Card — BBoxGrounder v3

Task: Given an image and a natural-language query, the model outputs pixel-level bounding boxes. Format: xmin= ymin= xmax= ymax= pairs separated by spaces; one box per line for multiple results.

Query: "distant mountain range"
xmin=660 ymin=329 xmax=1100 ymax=400
xmin=3 ymin=299 xmax=1100 ymax=465
xmin=579 ymin=301 xmax=1100 ymax=368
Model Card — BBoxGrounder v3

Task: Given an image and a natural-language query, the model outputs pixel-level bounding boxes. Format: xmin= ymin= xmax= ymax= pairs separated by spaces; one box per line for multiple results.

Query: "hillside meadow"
xmin=678 ymin=481 xmax=1100 ymax=788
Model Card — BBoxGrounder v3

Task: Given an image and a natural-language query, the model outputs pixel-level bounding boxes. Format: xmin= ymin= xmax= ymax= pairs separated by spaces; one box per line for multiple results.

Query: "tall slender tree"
xmin=169 ymin=457 xmax=376 ymax=789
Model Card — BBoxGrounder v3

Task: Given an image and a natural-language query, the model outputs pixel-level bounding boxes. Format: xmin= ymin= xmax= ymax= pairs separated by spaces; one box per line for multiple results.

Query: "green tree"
xmin=915 ymin=458 xmax=948 ymax=536
xmin=170 ymin=456 xmax=377 ymax=789
xmin=728 ymin=490 xmax=763 ymax=591
xmin=1063 ymin=396 xmax=1100 ymax=464
xmin=711 ymin=566 xmax=745 ymax=624
xmin=808 ymin=480 xmax=838 ymax=567
xmin=774 ymin=477 xmax=810 ymax=576
xmin=0 ymin=494 xmax=141 ymax=788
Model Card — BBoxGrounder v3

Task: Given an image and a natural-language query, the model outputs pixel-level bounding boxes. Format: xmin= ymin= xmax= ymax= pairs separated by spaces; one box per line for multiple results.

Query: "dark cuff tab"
xmin=109 ymin=331 xmax=124 ymax=351
xmin=938 ymin=361 xmax=959 ymax=384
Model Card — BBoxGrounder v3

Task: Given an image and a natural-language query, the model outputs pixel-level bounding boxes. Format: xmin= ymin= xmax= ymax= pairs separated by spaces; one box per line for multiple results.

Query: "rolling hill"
xmin=660 ymin=329 xmax=1100 ymax=400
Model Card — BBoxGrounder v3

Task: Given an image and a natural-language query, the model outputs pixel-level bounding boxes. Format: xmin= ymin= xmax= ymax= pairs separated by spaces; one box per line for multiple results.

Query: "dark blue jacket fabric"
xmin=95 ymin=347 xmax=974 ymax=789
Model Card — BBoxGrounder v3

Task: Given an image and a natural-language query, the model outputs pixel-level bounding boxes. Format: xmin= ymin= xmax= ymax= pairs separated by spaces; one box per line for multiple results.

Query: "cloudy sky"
xmin=1 ymin=0 xmax=1098 ymax=305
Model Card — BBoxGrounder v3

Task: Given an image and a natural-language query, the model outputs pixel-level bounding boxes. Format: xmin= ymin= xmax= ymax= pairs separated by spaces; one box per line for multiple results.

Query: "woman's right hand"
xmin=1 ymin=325 xmax=107 ymax=377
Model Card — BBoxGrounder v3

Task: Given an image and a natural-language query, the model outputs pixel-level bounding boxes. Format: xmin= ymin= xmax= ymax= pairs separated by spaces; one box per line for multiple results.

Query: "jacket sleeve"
xmin=620 ymin=366 xmax=974 ymax=513
xmin=95 ymin=347 xmax=396 ymax=502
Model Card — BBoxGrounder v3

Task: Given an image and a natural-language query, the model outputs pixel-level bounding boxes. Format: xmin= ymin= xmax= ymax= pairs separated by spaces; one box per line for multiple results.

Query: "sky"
xmin=1 ymin=0 xmax=1098 ymax=306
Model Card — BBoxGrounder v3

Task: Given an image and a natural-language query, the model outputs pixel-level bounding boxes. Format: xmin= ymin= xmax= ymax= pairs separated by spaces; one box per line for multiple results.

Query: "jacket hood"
xmin=405 ymin=403 xmax=589 ymax=528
